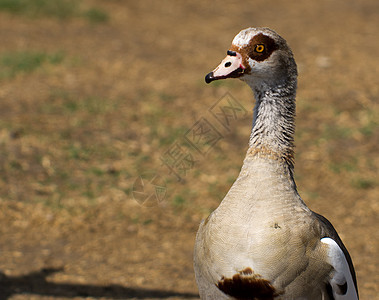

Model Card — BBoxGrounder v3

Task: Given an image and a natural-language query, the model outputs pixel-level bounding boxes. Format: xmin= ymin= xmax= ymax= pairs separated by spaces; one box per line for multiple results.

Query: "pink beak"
xmin=205 ymin=50 xmax=245 ymax=84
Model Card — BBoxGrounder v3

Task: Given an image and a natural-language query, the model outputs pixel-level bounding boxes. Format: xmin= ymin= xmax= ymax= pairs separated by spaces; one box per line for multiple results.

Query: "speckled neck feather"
xmin=249 ymin=79 xmax=297 ymax=159
xmin=248 ymin=73 xmax=297 ymax=175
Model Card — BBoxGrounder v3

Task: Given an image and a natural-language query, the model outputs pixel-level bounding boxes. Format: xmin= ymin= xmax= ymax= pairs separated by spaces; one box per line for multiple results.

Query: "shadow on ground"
xmin=0 ymin=268 xmax=198 ymax=300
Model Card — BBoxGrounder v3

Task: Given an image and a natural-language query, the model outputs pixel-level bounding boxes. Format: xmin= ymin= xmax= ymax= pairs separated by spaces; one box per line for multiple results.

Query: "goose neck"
xmin=247 ymin=80 xmax=297 ymax=172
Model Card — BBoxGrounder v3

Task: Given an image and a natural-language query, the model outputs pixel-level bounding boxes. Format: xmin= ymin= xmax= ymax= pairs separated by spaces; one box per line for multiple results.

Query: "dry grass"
xmin=0 ymin=0 xmax=377 ymax=299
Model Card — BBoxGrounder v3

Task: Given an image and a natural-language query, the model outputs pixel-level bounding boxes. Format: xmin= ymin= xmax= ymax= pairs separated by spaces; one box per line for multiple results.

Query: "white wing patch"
xmin=321 ymin=237 xmax=358 ymax=300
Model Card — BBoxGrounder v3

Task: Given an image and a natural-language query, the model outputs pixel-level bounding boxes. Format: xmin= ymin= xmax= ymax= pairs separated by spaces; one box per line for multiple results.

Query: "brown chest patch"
xmin=217 ymin=269 xmax=282 ymax=300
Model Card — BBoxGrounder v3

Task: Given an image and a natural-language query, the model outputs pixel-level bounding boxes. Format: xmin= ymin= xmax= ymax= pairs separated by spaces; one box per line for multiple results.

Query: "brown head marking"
xmin=247 ymin=33 xmax=279 ymax=61
xmin=229 ymin=33 xmax=279 ymax=72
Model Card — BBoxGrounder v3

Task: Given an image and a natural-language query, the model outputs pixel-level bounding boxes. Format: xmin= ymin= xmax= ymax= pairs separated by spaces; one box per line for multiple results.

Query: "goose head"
xmin=205 ymin=27 xmax=297 ymax=90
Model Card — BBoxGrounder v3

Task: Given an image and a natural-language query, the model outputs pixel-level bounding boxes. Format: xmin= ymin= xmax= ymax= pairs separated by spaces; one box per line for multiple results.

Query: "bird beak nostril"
xmin=205 ymin=52 xmax=245 ymax=83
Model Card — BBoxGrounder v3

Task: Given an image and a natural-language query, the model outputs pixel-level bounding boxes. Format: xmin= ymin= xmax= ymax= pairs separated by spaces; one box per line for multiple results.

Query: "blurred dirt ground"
xmin=0 ymin=0 xmax=378 ymax=299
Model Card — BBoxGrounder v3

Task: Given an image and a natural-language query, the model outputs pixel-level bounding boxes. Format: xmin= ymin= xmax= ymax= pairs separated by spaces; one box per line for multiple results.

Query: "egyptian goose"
xmin=194 ymin=28 xmax=358 ymax=300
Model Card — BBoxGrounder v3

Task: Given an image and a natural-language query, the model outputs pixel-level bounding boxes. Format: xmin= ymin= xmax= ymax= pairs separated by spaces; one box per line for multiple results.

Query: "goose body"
xmin=194 ymin=28 xmax=358 ymax=300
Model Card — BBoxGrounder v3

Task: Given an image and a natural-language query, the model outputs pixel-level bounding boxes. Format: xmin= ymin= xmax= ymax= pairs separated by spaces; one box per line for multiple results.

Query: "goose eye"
xmin=255 ymin=44 xmax=265 ymax=53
